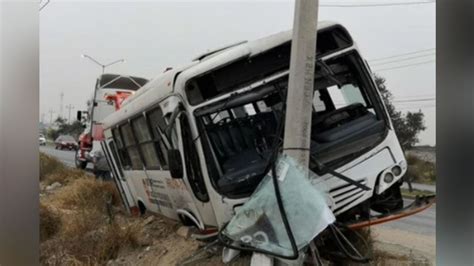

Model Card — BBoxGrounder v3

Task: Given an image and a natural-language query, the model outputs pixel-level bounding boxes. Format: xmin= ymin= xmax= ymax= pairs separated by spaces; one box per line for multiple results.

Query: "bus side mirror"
xmin=77 ymin=111 xmax=82 ymax=121
xmin=168 ymin=149 xmax=183 ymax=179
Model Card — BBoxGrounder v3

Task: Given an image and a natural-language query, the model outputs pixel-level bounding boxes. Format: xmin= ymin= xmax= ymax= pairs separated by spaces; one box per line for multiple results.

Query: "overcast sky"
xmin=40 ymin=0 xmax=435 ymax=145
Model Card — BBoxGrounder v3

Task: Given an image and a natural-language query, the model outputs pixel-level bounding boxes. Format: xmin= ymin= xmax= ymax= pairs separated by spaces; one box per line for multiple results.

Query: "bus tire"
xmin=370 ymin=183 xmax=403 ymax=214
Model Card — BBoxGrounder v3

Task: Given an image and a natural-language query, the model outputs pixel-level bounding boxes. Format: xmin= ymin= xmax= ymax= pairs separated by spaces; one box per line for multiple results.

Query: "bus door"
xmin=101 ymin=139 xmax=137 ymax=214
xmin=164 ymin=106 xmax=217 ymax=229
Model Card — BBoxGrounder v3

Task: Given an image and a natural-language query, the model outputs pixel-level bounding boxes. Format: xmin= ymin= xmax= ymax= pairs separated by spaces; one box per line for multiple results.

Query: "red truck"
xmin=76 ymin=73 xmax=148 ymax=178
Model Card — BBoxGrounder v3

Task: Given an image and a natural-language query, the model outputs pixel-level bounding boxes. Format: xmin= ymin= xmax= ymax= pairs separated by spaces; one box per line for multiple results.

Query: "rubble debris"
xmin=142 ymin=216 xmax=154 ymax=226
xmin=177 ymin=226 xmax=192 ymax=239
xmin=46 ymin=181 xmax=62 ymax=191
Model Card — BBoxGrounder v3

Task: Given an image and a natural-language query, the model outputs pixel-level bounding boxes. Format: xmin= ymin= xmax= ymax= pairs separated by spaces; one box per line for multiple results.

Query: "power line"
xmin=373 ymin=60 xmax=435 ymax=72
xmin=369 ymin=48 xmax=435 ymax=62
xmin=371 ymin=53 xmax=435 ymax=66
xmin=320 ymin=1 xmax=435 ymax=8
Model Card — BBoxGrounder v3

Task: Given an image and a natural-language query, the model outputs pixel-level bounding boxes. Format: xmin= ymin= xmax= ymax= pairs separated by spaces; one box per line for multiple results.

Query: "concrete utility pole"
xmin=283 ymin=0 xmax=319 ymax=167
xmin=66 ymin=104 xmax=74 ymax=123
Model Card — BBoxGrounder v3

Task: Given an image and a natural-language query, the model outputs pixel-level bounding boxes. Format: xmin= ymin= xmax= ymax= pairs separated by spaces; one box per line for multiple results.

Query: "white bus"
xmin=101 ymin=21 xmax=409 ymax=230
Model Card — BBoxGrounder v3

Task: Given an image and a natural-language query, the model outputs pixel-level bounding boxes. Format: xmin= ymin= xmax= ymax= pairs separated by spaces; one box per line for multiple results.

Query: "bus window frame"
xmin=145 ymin=106 xmax=171 ymax=170
xmin=119 ymin=122 xmax=143 ymax=170
xmin=131 ymin=115 xmax=162 ymax=171
xmin=179 ymin=113 xmax=209 ymax=202
xmin=112 ymin=126 xmax=133 ymax=171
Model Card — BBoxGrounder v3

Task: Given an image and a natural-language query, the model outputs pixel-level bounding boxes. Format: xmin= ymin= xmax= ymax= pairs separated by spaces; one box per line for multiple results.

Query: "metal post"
xmin=283 ymin=0 xmax=319 ymax=167
xmin=81 ymin=54 xmax=125 ymax=74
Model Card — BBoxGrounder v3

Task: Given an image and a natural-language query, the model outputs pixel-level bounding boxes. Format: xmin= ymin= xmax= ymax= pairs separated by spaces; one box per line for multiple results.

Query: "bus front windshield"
xmin=195 ymin=51 xmax=387 ymax=197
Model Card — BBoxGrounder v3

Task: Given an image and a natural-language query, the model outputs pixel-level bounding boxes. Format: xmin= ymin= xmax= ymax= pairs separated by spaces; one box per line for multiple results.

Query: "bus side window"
xmin=108 ymin=140 xmax=124 ymax=178
xmin=131 ymin=116 xmax=161 ymax=170
xmin=112 ymin=127 xmax=132 ymax=170
xmin=180 ymin=114 xmax=209 ymax=202
xmin=120 ymin=123 xmax=142 ymax=170
xmin=146 ymin=107 xmax=169 ymax=170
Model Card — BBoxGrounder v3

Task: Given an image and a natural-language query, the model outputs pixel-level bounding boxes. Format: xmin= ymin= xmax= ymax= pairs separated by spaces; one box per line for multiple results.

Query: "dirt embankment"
xmin=372 ymin=227 xmax=435 ymax=266
xmin=39 ymin=153 xmax=245 ymax=265
xmin=39 ymin=152 xmax=434 ymax=265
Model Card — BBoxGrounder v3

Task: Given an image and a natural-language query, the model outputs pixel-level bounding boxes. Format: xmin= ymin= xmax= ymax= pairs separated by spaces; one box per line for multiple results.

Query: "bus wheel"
xmin=75 ymin=149 xmax=87 ymax=169
xmin=370 ymin=183 xmax=404 ymax=214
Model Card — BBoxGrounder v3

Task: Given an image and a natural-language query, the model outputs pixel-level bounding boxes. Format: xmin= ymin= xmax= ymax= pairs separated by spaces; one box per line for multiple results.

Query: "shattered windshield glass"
xmin=221 ymin=154 xmax=335 ymax=257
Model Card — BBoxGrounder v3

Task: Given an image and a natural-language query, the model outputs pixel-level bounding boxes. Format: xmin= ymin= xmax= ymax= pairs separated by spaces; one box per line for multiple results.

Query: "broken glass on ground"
xmin=222 ymin=154 xmax=335 ymax=257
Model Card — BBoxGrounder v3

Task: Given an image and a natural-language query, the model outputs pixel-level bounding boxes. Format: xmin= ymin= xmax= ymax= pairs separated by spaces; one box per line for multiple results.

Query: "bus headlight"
xmin=391 ymin=165 xmax=402 ymax=176
xmin=383 ymin=172 xmax=394 ymax=183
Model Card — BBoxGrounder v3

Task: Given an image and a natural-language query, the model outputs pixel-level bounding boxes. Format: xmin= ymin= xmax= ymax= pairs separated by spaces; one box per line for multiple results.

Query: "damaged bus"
xmin=101 ymin=21 xmax=432 ymax=236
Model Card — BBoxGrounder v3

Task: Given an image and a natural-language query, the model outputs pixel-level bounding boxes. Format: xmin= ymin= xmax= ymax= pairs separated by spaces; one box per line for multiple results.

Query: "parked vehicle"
xmin=101 ymin=22 xmax=413 ymax=232
xmin=54 ymin=135 xmax=78 ymax=150
xmin=75 ymin=74 xmax=148 ymax=176
xmin=39 ymin=134 xmax=46 ymax=146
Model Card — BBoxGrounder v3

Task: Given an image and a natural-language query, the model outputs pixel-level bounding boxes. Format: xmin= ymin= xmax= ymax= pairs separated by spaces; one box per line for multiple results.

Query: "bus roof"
xmin=102 ymin=21 xmax=341 ymax=129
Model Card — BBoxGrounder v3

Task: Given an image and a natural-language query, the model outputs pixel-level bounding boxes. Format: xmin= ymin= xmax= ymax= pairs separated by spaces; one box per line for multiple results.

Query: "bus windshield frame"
xmin=193 ymin=50 xmax=389 ymax=198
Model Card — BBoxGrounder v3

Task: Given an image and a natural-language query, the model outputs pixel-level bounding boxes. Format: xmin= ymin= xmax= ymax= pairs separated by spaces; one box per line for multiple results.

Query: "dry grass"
xmin=41 ymin=220 xmax=142 ymax=266
xmin=40 ymin=151 xmax=145 ymax=265
xmin=405 ymin=154 xmax=436 ymax=185
xmin=53 ymin=178 xmax=121 ymax=211
xmin=40 ymin=203 xmax=61 ymax=242
xmin=40 ymin=152 xmax=87 ymax=185
xmin=40 ymin=152 xmax=65 ymax=181
xmin=43 ymin=167 xmax=87 ymax=186
xmin=40 ymin=167 xmax=142 ymax=265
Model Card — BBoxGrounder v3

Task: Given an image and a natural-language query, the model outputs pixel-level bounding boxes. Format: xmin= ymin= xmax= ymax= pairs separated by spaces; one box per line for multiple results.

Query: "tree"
xmin=47 ymin=117 xmax=85 ymax=140
xmin=374 ymin=75 xmax=426 ymax=150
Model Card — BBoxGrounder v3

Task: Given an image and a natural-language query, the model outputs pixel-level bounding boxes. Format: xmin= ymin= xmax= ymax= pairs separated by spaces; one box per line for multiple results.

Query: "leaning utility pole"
xmin=283 ymin=0 xmax=319 ymax=167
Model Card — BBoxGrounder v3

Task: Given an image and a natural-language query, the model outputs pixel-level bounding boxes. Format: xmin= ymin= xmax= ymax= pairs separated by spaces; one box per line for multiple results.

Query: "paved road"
xmin=378 ymin=198 xmax=436 ymax=236
xmin=40 ymin=145 xmax=435 ymax=236
xmin=40 ymin=145 xmax=93 ymax=169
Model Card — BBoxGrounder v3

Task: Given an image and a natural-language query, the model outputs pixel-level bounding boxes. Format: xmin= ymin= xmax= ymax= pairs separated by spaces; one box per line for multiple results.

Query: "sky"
xmin=40 ymin=0 xmax=435 ymax=146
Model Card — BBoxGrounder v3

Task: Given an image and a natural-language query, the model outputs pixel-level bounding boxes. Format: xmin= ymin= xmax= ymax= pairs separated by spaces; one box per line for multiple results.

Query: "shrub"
xmin=405 ymin=154 xmax=436 ymax=184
